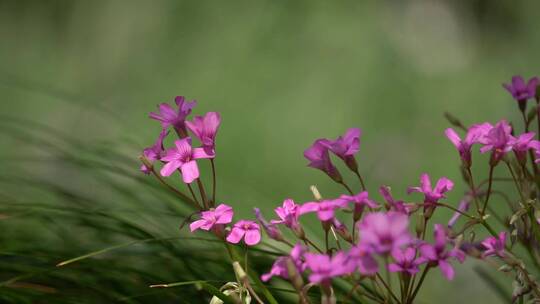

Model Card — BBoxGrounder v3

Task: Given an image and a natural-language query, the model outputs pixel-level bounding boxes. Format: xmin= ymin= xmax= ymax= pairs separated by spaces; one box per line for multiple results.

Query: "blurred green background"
xmin=1 ymin=0 xmax=539 ymax=303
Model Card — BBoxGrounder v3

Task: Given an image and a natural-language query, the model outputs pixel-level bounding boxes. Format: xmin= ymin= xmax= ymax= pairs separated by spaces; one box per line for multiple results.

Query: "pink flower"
xmin=321 ymin=128 xmax=361 ymax=171
xmin=271 ymin=199 xmax=302 ymax=229
xmin=418 ymin=224 xmax=465 ymax=280
xmin=407 ymin=173 xmax=454 ymax=206
xmin=140 ymin=129 xmax=169 ymax=174
xmin=509 ymin=132 xmax=537 ymax=164
xmin=254 ymin=208 xmax=283 ymax=241
xmin=190 ymin=204 xmax=233 ymax=232
xmin=478 ymin=120 xmax=513 ymax=165
xmin=358 ymin=212 xmax=411 ymax=254
xmin=160 ymin=137 xmax=214 ymax=183
xmin=226 ymin=220 xmax=261 ymax=246
xmin=340 ymin=191 xmax=378 ymax=220
xmin=149 ymin=96 xmax=197 ymax=132
xmin=304 ymin=252 xmax=353 ymax=285
xmin=346 ymin=245 xmax=378 ymax=275
xmin=304 ymin=139 xmax=342 ymax=183
xmin=186 ymin=112 xmax=221 ymax=155
xmin=299 ymin=198 xmax=348 ymax=222
xmin=481 ymin=231 xmax=507 ymax=258
xmin=388 ymin=246 xmax=422 ymax=275
xmin=445 ymin=123 xmax=491 ymax=167
xmin=261 ymin=244 xmax=307 ymax=282
xmin=503 ymin=75 xmax=539 ymax=102
xmin=379 ymin=186 xmax=414 ymax=215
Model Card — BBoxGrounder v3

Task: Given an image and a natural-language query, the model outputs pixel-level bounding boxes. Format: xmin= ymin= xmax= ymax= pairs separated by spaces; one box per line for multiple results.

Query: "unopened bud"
xmin=232 ymin=261 xmax=247 ymax=281
xmin=444 ymin=112 xmax=466 ymax=130
xmin=498 ymin=264 xmax=513 ymax=273
xmin=416 ymin=213 xmax=425 ymax=237
xmin=528 ymin=105 xmax=538 ymax=123
xmin=310 ymin=185 xmax=322 ymax=201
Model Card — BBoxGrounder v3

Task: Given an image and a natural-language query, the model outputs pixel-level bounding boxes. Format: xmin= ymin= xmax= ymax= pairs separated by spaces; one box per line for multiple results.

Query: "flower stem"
xmin=196 ymin=178 xmax=209 ymax=209
xmin=354 ymin=170 xmax=367 ymax=191
xmin=481 ymin=165 xmax=494 ymax=216
xmin=340 ymin=181 xmax=354 ymax=195
xmin=407 ymin=266 xmax=430 ymax=303
xmin=210 ymin=158 xmax=217 ymax=206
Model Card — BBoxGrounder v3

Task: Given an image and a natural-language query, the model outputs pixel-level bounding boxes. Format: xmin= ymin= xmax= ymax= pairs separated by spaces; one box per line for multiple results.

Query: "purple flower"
xmin=160 ymin=137 xmax=214 ymax=183
xmin=190 ymin=204 xmax=233 ymax=232
xmin=254 ymin=208 xmax=283 ymax=241
xmin=478 ymin=120 xmax=513 ymax=165
xmin=186 ymin=112 xmax=221 ymax=156
xmin=379 ymin=186 xmax=414 ymax=215
xmin=419 ymin=224 xmax=465 ymax=280
xmin=226 ymin=220 xmax=261 ymax=246
xmin=149 ymin=96 xmax=197 ymax=133
xmin=271 ymin=199 xmax=302 ymax=229
xmin=321 ymin=128 xmax=361 ymax=171
xmin=445 ymin=123 xmax=491 ymax=167
xmin=509 ymin=132 xmax=537 ymax=164
xmin=262 ymin=244 xmax=307 ymax=282
xmin=503 ymin=75 xmax=539 ymax=102
xmin=299 ymin=198 xmax=349 ymax=222
xmin=304 ymin=252 xmax=352 ymax=285
xmin=481 ymin=232 xmax=507 ymax=258
xmin=447 ymin=198 xmax=471 ymax=228
xmin=340 ymin=191 xmax=378 ymax=220
xmin=346 ymin=245 xmax=378 ymax=275
xmin=388 ymin=246 xmax=422 ymax=275
xmin=304 ymin=139 xmax=342 ymax=182
xmin=407 ymin=173 xmax=454 ymax=206
xmin=358 ymin=211 xmax=411 ymax=254
xmin=140 ymin=129 xmax=169 ymax=174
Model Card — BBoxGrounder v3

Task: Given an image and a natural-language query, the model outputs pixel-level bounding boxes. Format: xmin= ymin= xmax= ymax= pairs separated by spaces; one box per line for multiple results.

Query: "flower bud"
xmin=232 ymin=261 xmax=247 ymax=281
xmin=310 ymin=185 xmax=322 ymax=201
xmin=416 ymin=213 xmax=425 ymax=237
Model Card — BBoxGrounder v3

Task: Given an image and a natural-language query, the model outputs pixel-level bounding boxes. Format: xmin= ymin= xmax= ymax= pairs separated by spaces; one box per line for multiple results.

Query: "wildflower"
xmin=358 ymin=211 xmax=411 ymax=254
xmin=304 ymin=252 xmax=352 ymax=285
xmin=299 ymin=198 xmax=348 ymax=222
xmin=186 ymin=112 xmax=221 ymax=156
xmin=226 ymin=220 xmax=261 ymax=246
xmin=407 ymin=173 xmax=454 ymax=206
xmin=140 ymin=129 xmax=169 ymax=174
xmin=509 ymin=132 xmax=537 ymax=165
xmin=445 ymin=123 xmax=491 ymax=167
xmin=271 ymin=199 xmax=302 ymax=229
xmin=419 ymin=224 xmax=465 ymax=280
xmin=478 ymin=120 xmax=513 ymax=165
xmin=160 ymin=137 xmax=214 ymax=183
xmin=149 ymin=96 xmax=197 ymax=134
xmin=379 ymin=186 xmax=414 ymax=214
xmin=503 ymin=76 xmax=539 ymax=107
xmin=190 ymin=204 xmax=234 ymax=232
xmin=261 ymin=244 xmax=307 ymax=282
xmin=346 ymin=245 xmax=378 ymax=275
xmin=388 ymin=246 xmax=422 ymax=275
xmin=340 ymin=191 xmax=378 ymax=221
xmin=254 ymin=208 xmax=283 ymax=241
xmin=481 ymin=231 xmax=507 ymax=258
xmin=321 ymin=128 xmax=361 ymax=172
xmin=304 ymin=139 xmax=342 ymax=183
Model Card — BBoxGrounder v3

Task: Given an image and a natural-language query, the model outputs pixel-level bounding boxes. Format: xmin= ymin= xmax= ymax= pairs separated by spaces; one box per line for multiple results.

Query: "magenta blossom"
xmin=262 ymin=244 xmax=307 ymax=282
xmin=379 ymin=186 xmax=414 ymax=215
xmin=340 ymin=191 xmax=378 ymax=220
xmin=226 ymin=220 xmax=261 ymax=246
xmin=254 ymin=208 xmax=283 ymax=241
xmin=419 ymin=224 xmax=465 ymax=280
xmin=481 ymin=232 xmax=507 ymax=258
xmin=358 ymin=211 xmax=411 ymax=254
xmin=149 ymin=96 xmax=197 ymax=133
xmin=407 ymin=173 xmax=454 ymax=206
xmin=186 ymin=112 xmax=221 ymax=155
xmin=140 ymin=129 xmax=169 ymax=174
xmin=271 ymin=199 xmax=302 ymax=229
xmin=509 ymin=132 xmax=537 ymax=164
xmin=346 ymin=245 xmax=378 ymax=275
xmin=304 ymin=139 xmax=342 ymax=182
xmin=160 ymin=137 xmax=214 ymax=183
xmin=445 ymin=123 xmax=491 ymax=167
xmin=304 ymin=252 xmax=352 ymax=285
xmin=299 ymin=198 xmax=348 ymax=222
xmin=321 ymin=128 xmax=361 ymax=171
xmin=388 ymin=246 xmax=423 ymax=275
xmin=478 ymin=120 xmax=513 ymax=165
xmin=503 ymin=75 xmax=539 ymax=103
xmin=190 ymin=204 xmax=233 ymax=232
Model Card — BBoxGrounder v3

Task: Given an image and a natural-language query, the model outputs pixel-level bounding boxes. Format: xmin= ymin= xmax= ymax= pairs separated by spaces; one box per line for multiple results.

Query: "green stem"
xmin=210 ymin=159 xmax=217 ymax=206
xmin=481 ymin=166 xmax=494 ymax=216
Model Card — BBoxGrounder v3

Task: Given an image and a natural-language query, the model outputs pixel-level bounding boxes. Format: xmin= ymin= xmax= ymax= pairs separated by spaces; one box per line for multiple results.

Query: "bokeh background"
xmin=1 ymin=0 xmax=539 ymax=303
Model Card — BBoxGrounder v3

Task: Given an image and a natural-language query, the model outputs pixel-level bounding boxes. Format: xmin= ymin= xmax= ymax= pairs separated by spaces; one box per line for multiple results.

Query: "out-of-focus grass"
xmin=1 ymin=1 xmax=540 ymax=303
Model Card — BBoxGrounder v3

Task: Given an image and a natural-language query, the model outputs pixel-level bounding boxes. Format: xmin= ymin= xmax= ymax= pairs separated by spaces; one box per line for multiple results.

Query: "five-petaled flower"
xmin=418 ymin=224 xmax=465 ymax=280
xmin=226 ymin=220 xmax=261 ymax=246
xmin=190 ymin=204 xmax=234 ymax=232
xmin=186 ymin=112 xmax=221 ymax=156
xmin=358 ymin=211 xmax=411 ymax=254
xmin=407 ymin=173 xmax=454 ymax=207
xmin=481 ymin=231 xmax=507 ymax=258
xmin=149 ymin=96 xmax=197 ymax=134
xmin=503 ymin=76 xmax=539 ymax=107
xmin=478 ymin=120 xmax=513 ymax=165
xmin=388 ymin=246 xmax=422 ymax=275
xmin=445 ymin=123 xmax=491 ymax=167
xmin=160 ymin=137 xmax=214 ymax=183
xmin=271 ymin=199 xmax=302 ymax=230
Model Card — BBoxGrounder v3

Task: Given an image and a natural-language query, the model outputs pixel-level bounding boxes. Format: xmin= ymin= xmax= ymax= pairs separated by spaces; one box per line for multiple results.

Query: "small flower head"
xmin=503 ymin=75 xmax=539 ymax=104
xmin=445 ymin=123 xmax=491 ymax=167
xmin=509 ymin=132 xmax=537 ymax=165
xmin=186 ymin=112 xmax=221 ymax=156
xmin=478 ymin=120 xmax=513 ymax=165
xmin=379 ymin=186 xmax=414 ymax=214
xmin=418 ymin=224 xmax=465 ymax=280
xmin=346 ymin=245 xmax=378 ymax=275
xmin=304 ymin=139 xmax=342 ymax=183
xmin=340 ymin=191 xmax=378 ymax=221
xmin=481 ymin=231 xmax=507 ymax=258
xmin=190 ymin=204 xmax=234 ymax=232
xmin=407 ymin=173 xmax=454 ymax=206
xmin=299 ymin=198 xmax=348 ymax=222
xmin=321 ymin=128 xmax=361 ymax=171
xmin=271 ymin=199 xmax=302 ymax=230
xmin=254 ymin=208 xmax=283 ymax=241
xmin=261 ymin=244 xmax=307 ymax=282
xmin=358 ymin=211 xmax=411 ymax=254
xmin=388 ymin=246 xmax=422 ymax=275
xmin=226 ymin=220 xmax=261 ymax=246
xmin=304 ymin=252 xmax=352 ymax=285
xmin=160 ymin=137 xmax=214 ymax=183
xmin=149 ymin=96 xmax=197 ymax=133
xmin=140 ymin=129 xmax=169 ymax=174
